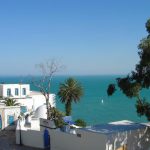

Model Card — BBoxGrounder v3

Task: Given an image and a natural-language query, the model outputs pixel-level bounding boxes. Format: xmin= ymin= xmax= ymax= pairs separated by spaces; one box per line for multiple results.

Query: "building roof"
xmin=30 ymin=91 xmax=42 ymax=96
xmin=0 ymin=106 xmax=20 ymax=109
xmin=34 ymin=104 xmax=47 ymax=119
xmin=82 ymin=120 xmax=147 ymax=135
xmin=0 ymin=83 xmax=29 ymax=86
xmin=29 ymin=91 xmax=55 ymax=96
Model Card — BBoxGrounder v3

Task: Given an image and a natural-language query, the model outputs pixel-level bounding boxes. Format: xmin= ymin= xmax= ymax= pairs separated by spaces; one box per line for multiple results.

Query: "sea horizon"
xmin=0 ymin=75 xmax=149 ymax=125
xmin=0 ymin=74 xmax=127 ymax=77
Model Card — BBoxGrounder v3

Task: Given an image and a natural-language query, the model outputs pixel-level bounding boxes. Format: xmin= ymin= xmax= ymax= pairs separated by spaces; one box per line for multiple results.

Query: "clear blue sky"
xmin=0 ymin=0 xmax=150 ymax=76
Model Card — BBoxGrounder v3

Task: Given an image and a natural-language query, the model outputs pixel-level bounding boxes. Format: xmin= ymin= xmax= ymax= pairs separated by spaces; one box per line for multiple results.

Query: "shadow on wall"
xmin=16 ymin=121 xmax=50 ymax=149
xmin=16 ymin=130 xmax=45 ymax=149
xmin=0 ymin=129 xmax=45 ymax=150
xmin=0 ymin=117 xmax=47 ymax=149
xmin=0 ymin=120 xmax=18 ymax=131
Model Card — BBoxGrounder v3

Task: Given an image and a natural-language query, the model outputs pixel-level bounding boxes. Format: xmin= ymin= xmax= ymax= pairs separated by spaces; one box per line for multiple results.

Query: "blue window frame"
xmin=7 ymin=115 xmax=14 ymax=125
xmin=15 ymin=88 xmax=19 ymax=96
xmin=21 ymin=106 xmax=27 ymax=113
xmin=22 ymin=88 xmax=26 ymax=95
xmin=7 ymin=89 xmax=11 ymax=97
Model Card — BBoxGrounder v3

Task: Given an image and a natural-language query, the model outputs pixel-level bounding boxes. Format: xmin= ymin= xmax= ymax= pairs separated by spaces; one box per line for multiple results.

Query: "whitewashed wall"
xmin=16 ymin=128 xmax=44 ymax=148
xmin=16 ymin=98 xmax=33 ymax=111
xmin=0 ymin=84 xmax=30 ymax=98
xmin=16 ymin=117 xmax=150 ymax=150
xmin=16 ymin=93 xmax=55 ymax=111
xmin=0 ymin=106 xmax=20 ymax=130
xmin=16 ymin=119 xmax=44 ymax=149
xmin=31 ymin=93 xmax=56 ymax=111
xmin=48 ymin=129 xmax=107 ymax=150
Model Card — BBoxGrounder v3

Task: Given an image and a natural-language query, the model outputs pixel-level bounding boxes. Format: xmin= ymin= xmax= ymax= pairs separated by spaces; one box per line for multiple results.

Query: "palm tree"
xmin=1 ymin=98 xmax=20 ymax=106
xmin=58 ymin=78 xmax=83 ymax=116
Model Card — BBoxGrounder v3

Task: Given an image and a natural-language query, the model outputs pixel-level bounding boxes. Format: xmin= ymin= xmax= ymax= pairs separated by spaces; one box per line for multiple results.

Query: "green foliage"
xmin=146 ymin=19 xmax=150 ymax=33
xmin=58 ymin=77 xmax=83 ymax=116
xmin=75 ymin=119 xmax=86 ymax=127
xmin=136 ymin=99 xmax=150 ymax=121
xmin=117 ymin=77 xmax=141 ymax=98
xmin=1 ymin=98 xmax=20 ymax=106
xmin=134 ymin=19 xmax=150 ymax=89
xmin=107 ymin=84 xmax=116 ymax=96
xmin=50 ymin=107 xmax=65 ymax=128
xmin=107 ymin=19 xmax=150 ymax=121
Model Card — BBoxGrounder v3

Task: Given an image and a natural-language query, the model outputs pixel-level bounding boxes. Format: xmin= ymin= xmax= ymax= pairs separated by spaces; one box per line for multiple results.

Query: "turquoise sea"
xmin=0 ymin=75 xmax=150 ymax=125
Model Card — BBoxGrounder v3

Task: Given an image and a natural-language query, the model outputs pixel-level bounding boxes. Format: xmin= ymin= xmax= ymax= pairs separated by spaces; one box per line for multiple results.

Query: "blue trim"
xmin=8 ymin=116 xmax=14 ymax=125
xmin=21 ymin=106 xmax=27 ymax=113
xmin=44 ymin=129 xmax=50 ymax=148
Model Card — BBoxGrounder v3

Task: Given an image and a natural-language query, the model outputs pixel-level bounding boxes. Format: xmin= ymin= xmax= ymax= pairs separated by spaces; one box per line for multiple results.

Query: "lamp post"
xmin=18 ymin=118 xmax=22 ymax=145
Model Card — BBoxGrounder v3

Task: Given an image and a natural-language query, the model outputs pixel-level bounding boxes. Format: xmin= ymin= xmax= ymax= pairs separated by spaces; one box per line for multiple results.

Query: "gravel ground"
xmin=0 ymin=130 xmax=42 ymax=150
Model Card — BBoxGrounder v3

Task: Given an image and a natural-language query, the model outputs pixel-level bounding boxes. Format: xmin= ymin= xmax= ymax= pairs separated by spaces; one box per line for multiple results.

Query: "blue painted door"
xmin=8 ymin=116 xmax=14 ymax=125
xmin=44 ymin=129 xmax=50 ymax=149
xmin=0 ymin=115 xmax=2 ymax=129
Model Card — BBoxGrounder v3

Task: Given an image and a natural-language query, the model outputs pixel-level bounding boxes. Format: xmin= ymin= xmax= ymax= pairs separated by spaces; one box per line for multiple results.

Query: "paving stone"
xmin=0 ymin=130 xmax=42 ymax=150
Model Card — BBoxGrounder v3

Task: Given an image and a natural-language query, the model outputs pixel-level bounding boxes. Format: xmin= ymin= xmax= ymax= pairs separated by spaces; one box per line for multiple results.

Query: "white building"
xmin=0 ymin=84 xmax=30 ymax=98
xmin=0 ymin=84 xmax=56 ymax=112
xmin=16 ymin=104 xmax=56 ymax=149
xmin=0 ymin=106 xmax=20 ymax=130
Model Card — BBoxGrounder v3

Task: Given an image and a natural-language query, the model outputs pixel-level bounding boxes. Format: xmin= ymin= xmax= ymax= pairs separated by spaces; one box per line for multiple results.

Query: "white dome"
xmin=34 ymin=104 xmax=47 ymax=119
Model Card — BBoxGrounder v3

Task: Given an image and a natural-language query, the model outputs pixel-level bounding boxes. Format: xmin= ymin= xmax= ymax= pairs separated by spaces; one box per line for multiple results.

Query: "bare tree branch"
xmin=32 ymin=59 xmax=64 ymax=119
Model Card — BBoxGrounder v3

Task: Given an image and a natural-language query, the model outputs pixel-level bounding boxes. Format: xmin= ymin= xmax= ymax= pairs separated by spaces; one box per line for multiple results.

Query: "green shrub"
xmin=75 ymin=119 xmax=86 ymax=127
xmin=50 ymin=107 xmax=65 ymax=128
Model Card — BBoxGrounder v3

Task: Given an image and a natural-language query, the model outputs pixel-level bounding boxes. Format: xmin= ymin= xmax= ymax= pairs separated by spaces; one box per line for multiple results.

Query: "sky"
xmin=0 ymin=0 xmax=150 ymax=76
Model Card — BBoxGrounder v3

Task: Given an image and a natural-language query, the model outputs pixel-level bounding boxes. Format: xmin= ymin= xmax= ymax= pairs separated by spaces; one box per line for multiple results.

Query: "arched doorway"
xmin=44 ymin=129 xmax=50 ymax=149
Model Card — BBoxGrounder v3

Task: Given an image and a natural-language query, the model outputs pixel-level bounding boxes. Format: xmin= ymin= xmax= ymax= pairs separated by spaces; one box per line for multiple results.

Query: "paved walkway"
xmin=0 ymin=130 xmax=41 ymax=150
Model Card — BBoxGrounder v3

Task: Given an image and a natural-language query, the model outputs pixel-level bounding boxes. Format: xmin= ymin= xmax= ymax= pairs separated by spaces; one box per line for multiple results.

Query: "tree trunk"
xmin=46 ymin=96 xmax=51 ymax=120
xmin=46 ymin=98 xmax=49 ymax=119
xmin=65 ymin=101 xmax=72 ymax=116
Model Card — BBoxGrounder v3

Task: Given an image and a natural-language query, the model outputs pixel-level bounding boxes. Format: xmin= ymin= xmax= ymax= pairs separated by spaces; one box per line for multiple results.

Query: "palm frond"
xmin=57 ymin=77 xmax=83 ymax=115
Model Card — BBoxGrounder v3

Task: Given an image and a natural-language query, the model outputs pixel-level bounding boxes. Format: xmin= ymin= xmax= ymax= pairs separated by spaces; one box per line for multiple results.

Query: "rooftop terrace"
xmin=83 ymin=120 xmax=147 ymax=134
